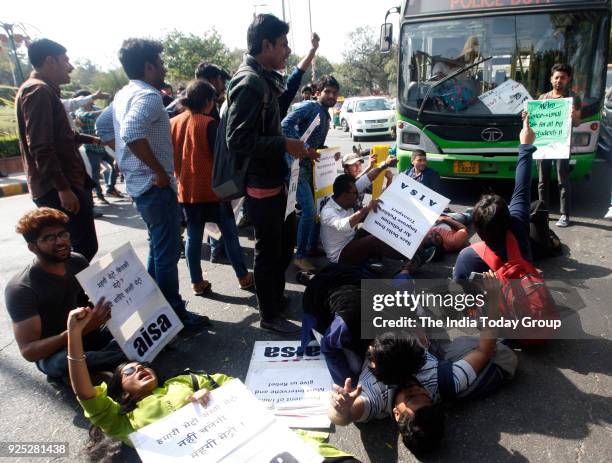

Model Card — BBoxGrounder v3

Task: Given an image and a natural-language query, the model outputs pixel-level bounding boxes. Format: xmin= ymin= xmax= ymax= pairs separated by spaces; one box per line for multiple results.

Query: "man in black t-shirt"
xmin=4 ymin=208 xmax=125 ymax=380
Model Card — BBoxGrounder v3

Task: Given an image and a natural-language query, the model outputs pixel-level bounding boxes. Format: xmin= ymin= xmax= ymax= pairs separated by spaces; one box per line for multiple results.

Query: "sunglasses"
xmin=121 ymin=362 xmax=152 ymax=378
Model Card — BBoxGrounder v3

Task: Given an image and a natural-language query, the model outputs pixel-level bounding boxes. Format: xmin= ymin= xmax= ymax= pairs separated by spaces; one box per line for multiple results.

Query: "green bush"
xmin=0 ymin=135 xmax=20 ymax=158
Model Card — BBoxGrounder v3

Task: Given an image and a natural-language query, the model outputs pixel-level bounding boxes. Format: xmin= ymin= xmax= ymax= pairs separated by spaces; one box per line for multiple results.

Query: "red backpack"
xmin=471 ymin=232 xmax=559 ymax=344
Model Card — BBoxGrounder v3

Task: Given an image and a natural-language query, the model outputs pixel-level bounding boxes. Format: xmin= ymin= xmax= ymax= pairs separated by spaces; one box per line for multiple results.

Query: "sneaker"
xmin=293 ymin=257 xmax=316 ymax=271
xmin=260 ymin=317 xmax=300 ymax=336
xmin=192 ymin=280 xmax=212 ymax=296
xmin=179 ymin=311 xmax=211 ymax=329
xmin=106 ymin=189 xmax=124 ymax=198
xmin=556 ymin=215 xmax=570 ymax=227
xmin=604 ymin=207 xmax=612 ymax=220
xmin=238 ymin=272 xmax=255 ymax=290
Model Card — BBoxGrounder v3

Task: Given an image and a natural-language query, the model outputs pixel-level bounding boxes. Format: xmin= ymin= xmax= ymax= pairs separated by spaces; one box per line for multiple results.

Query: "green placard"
xmin=525 ymin=98 xmax=572 ymax=160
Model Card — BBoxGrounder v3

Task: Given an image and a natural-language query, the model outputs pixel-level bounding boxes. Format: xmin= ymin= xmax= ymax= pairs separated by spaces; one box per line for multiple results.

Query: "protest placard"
xmin=478 ymin=79 xmax=532 ymax=114
xmin=245 ymin=341 xmax=333 ymax=429
xmin=363 ymin=173 xmax=449 ymax=259
xmin=313 ymin=147 xmax=341 ymax=217
xmin=285 ymin=115 xmax=321 ymax=219
xmin=76 ymin=243 xmax=183 ymax=362
xmin=130 ymin=379 xmax=323 ymax=463
xmin=525 ymin=97 xmax=572 ymax=160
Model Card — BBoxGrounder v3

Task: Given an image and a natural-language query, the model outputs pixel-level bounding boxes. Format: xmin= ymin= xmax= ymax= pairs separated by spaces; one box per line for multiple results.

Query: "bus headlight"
xmin=402 ymin=132 xmax=420 ymax=145
xmin=572 ymin=133 xmax=591 ymax=146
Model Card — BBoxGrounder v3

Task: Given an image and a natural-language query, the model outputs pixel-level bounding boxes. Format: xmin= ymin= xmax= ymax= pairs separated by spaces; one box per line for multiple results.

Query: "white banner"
xmin=478 ymin=79 xmax=532 ymax=114
xmin=363 ymin=174 xmax=450 ymax=259
xmin=245 ymin=341 xmax=333 ymax=429
xmin=130 ymin=379 xmax=322 ymax=463
xmin=76 ymin=243 xmax=183 ymax=362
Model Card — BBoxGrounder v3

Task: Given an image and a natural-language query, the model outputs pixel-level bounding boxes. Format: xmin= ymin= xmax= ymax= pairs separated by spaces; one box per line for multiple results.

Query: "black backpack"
xmin=212 ymin=68 xmax=270 ymax=200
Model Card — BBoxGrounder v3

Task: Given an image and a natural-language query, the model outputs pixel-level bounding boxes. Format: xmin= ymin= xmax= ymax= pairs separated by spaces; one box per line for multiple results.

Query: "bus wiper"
xmin=416 ymin=56 xmax=492 ymax=121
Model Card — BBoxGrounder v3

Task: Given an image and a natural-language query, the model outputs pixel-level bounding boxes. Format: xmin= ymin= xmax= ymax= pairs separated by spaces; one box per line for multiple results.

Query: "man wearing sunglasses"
xmin=4 ymin=208 xmax=125 ymax=382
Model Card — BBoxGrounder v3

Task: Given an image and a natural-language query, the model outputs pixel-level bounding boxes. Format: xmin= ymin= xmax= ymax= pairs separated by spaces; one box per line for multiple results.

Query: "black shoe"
xmin=179 ymin=311 xmax=211 ymax=329
xmin=260 ymin=317 xmax=300 ymax=336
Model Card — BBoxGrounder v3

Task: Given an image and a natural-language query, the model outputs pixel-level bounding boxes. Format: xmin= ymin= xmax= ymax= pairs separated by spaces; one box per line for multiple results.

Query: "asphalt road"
xmin=0 ymin=129 xmax=610 ymax=462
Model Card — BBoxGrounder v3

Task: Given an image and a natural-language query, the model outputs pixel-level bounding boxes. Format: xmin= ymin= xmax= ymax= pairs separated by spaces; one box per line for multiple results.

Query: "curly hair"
xmin=15 ymin=208 xmax=69 ymax=243
xmin=397 ymin=405 xmax=445 ymax=454
xmin=368 ymin=332 xmax=426 ymax=386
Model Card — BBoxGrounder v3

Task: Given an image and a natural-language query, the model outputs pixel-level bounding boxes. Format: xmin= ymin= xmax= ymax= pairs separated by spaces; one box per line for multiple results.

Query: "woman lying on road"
xmin=66 ymin=303 xmax=358 ymax=461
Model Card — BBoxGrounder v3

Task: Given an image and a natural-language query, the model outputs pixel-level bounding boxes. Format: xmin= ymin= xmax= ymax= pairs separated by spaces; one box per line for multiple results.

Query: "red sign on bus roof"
xmin=405 ymin=0 xmax=606 ymax=16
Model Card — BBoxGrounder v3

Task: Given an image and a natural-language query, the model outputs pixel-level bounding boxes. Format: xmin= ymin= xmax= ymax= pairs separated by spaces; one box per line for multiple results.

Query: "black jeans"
xmin=245 ymin=192 xmax=296 ymax=321
xmin=34 ymin=187 xmax=98 ymax=261
xmin=538 ymin=159 xmax=571 ymax=216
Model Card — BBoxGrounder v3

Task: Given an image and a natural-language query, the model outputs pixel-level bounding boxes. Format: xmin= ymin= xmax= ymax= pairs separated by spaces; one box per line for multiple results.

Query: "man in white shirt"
xmin=320 ymin=156 xmax=400 ymax=266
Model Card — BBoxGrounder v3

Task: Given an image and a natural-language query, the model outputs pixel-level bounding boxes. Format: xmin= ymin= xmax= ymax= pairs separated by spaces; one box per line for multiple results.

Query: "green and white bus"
xmin=381 ymin=0 xmax=610 ymax=179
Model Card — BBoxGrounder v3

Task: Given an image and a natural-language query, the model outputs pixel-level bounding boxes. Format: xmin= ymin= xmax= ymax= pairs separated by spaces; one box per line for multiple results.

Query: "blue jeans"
xmin=134 ymin=186 xmax=186 ymax=316
xmin=102 ymin=153 xmax=118 ymax=191
xmin=86 ymin=149 xmax=105 ymax=197
xmin=216 ymin=202 xmax=248 ymax=278
xmin=295 ymin=166 xmax=318 ymax=258
xmin=36 ymin=328 xmax=126 ymax=379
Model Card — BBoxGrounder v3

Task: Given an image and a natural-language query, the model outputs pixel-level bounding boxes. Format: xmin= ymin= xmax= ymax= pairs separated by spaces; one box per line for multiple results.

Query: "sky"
xmin=1 ymin=0 xmax=400 ymax=69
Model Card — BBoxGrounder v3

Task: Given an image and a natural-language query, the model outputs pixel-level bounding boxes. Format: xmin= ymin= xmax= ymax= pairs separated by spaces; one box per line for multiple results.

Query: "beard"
xmin=37 ymin=247 xmax=70 ymax=263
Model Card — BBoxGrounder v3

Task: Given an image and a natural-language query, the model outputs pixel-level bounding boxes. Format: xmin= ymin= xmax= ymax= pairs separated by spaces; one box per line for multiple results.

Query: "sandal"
xmin=238 ymin=272 xmax=255 ymax=290
xmin=192 ymin=280 xmax=212 ymax=296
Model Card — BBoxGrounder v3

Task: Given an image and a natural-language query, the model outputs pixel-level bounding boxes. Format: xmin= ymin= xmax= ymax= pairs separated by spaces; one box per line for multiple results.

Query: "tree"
xmin=340 ymin=26 xmax=396 ymax=96
xmin=161 ymin=29 xmax=232 ymax=82
xmin=64 ymin=60 xmax=128 ymax=96
xmin=286 ymin=54 xmax=335 ymax=88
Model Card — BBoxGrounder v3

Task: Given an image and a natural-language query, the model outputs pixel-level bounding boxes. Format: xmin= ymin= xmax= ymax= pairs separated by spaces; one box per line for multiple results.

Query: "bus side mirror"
xmin=380 ymin=23 xmax=393 ymax=53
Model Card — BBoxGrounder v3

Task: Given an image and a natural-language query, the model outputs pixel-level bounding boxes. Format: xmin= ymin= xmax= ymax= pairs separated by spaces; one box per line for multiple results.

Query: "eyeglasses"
xmin=121 ymin=362 xmax=151 ymax=378
xmin=37 ymin=230 xmax=70 ymax=245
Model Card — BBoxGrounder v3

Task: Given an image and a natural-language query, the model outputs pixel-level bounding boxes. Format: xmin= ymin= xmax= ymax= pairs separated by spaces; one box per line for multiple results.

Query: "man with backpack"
xmin=224 ymin=14 xmax=315 ymax=335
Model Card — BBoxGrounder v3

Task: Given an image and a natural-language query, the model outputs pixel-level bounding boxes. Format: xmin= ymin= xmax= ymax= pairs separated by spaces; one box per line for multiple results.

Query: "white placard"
xmin=76 ymin=243 xmax=183 ymax=362
xmin=285 ymin=115 xmax=321 ymax=219
xmin=478 ymin=79 xmax=532 ymax=114
xmin=245 ymin=341 xmax=333 ymax=429
xmin=130 ymin=379 xmax=322 ymax=463
xmin=363 ymin=174 xmax=450 ymax=259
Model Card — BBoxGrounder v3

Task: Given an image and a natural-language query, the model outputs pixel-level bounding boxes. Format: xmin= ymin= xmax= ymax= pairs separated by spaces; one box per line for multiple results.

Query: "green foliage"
xmin=0 ymin=99 xmax=17 ymax=136
xmin=161 ymin=29 xmax=233 ymax=82
xmin=340 ymin=26 xmax=397 ymax=96
xmin=64 ymin=61 xmax=128 ymax=96
xmin=0 ymin=134 xmax=19 ymax=157
xmin=286 ymin=54 xmax=336 ymax=90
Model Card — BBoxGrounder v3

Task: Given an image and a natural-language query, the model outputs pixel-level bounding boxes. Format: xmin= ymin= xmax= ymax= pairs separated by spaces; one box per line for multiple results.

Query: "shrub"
xmin=0 ymin=135 xmax=20 ymax=158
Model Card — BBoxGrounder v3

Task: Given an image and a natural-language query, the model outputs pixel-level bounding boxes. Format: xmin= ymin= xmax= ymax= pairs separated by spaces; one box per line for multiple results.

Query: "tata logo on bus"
xmin=481 ymin=127 xmax=504 ymax=141
xmin=406 ymin=0 xmax=580 ymax=15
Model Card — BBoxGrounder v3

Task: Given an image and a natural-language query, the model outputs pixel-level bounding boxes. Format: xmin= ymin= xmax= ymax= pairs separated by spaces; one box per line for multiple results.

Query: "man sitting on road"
xmin=4 ymin=208 xmax=125 ymax=381
xmin=342 ymin=149 xmax=394 ymax=210
xmin=403 ymin=150 xmax=440 ymax=192
xmin=320 ymin=169 xmax=401 ymax=267
xmin=328 ymin=274 xmax=517 ymax=454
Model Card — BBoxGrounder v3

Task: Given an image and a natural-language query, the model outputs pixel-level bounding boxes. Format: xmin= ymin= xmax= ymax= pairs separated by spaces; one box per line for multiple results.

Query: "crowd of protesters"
xmin=5 ymin=11 xmax=606 ymax=460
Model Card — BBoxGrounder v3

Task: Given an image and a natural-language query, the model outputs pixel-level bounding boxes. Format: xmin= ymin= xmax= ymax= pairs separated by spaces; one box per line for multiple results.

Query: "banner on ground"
xmin=525 ymin=97 xmax=572 ymax=160
xmin=245 ymin=340 xmax=333 ymax=429
xmin=76 ymin=243 xmax=183 ymax=362
xmin=363 ymin=173 xmax=449 ymax=259
xmin=478 ymin=79 xmax=532 ymax=114
xmin=130 ymin=379 xmax=322 ymax=463
xmin=313 ymin=147 xmax=341 ymax=217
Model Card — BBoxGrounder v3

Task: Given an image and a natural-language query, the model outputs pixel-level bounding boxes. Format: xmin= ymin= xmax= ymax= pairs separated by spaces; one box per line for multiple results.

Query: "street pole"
xmin=281 ymin=0 xmax=286 ymax=21
xmin=0 ymin=22 xmax=25 ymax=86
xmin=307 ymin=0 xmax=315 ymax=82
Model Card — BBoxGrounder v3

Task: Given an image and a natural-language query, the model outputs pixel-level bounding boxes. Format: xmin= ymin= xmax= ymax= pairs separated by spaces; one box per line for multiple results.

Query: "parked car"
xmin=339 ymin=96 xmax=396 ymax=142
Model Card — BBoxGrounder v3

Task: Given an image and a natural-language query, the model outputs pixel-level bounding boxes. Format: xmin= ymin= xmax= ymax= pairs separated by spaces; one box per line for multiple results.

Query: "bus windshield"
xmin=399 ymin=12 xmax=609 ymax=117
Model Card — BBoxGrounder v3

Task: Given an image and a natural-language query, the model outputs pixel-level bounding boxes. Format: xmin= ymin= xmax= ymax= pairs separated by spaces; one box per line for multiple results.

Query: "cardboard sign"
xmin=313 ymin=147 xmax=341 ymax=218
xmin=478 ymin=79 xmax=532 ymax=114
xmin=370 ymin=145 xmax=390 ymax=200
xmin=245 ymin=341 xmax=333 ymax=429
xmin=76 ymin=243 xmax=183 ymax=362
xmin=363 ymin=174 xmax=450 ymax=259
xmin=285 ymin=115 xmax=321 ymax=219
xmin=130 ymin=379 xmax=322 ymax=463
xmin=525 ymin=97 xmax=573 ymax=160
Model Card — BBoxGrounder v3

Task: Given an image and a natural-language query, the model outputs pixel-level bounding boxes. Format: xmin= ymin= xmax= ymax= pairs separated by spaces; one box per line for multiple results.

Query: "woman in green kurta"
xmin=66 ymin=303 xmax=358 ymax=461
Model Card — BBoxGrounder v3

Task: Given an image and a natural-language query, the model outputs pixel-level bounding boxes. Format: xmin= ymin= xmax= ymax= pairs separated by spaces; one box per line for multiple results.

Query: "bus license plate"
xmin=453 ymin=161 xmax=479 ymax=175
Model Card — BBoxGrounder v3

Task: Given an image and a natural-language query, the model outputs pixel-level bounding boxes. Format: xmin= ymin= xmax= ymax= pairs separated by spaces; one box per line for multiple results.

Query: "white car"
xmin=339 ymin=96 xmax=396 ymax=141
